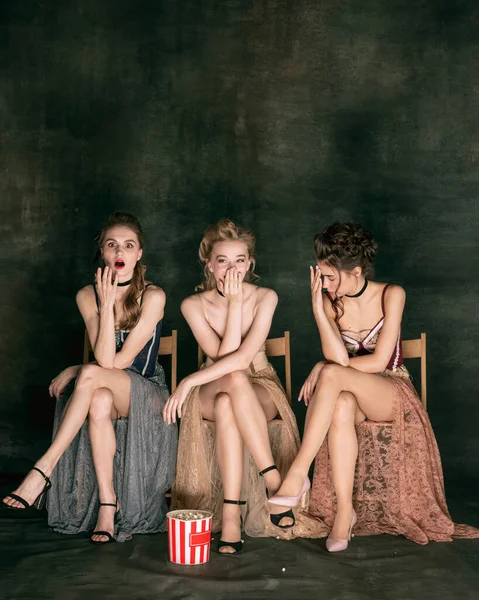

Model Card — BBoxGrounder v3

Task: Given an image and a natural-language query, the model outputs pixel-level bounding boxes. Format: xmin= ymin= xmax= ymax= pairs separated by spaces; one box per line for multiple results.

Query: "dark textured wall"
xmin=1 ymin=1 xmax=478 ymax=482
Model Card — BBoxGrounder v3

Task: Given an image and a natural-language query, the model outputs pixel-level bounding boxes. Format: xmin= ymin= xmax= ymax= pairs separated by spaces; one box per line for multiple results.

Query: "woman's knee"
xmin=332 ymin=392 xmax=357 ymax=426
xmin=88 ymin=387 xmax=114 ymax=422
xmin=213 ymin=392 xmax=233 ymax=418
xmin=318 ymin=363 xmax=344 ymax=387
xmin=223 ymin=370 xmax=249 ymax=388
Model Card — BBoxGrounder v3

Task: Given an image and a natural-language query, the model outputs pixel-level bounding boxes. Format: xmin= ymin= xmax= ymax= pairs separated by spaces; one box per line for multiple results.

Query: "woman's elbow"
xmin=374 ymin=360 xmax=389 ymax=373
xmin=113 ymin=357 xmax=132 ymax=370
xmin=96 ymin=359 xmax=114 ymax=369
xmin=324 ymin=352 xmax=349 ymax=367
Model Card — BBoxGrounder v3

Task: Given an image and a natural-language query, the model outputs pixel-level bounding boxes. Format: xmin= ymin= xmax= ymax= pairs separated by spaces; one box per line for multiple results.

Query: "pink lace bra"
xmin=339 ymin=284 xmax=403 ymax=372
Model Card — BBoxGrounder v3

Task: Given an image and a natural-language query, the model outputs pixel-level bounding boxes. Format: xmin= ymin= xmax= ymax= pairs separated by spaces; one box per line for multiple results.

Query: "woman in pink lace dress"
xmin=268 ymin=222 xmax=479 ymax=549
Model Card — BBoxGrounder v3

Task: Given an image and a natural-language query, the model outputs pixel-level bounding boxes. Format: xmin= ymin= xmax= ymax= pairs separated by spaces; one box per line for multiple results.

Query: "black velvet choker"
xmin=345 ymin=278 xmax=368 ymax=298
xmin=117 ymin=278 xmax=133 ymax=287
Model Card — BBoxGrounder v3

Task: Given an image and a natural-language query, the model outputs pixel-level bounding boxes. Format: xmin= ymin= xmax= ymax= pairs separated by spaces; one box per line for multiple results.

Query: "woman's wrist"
xmin=227 ymin=298 xmax=243 ymax=308
xmin=182 ymin=374 xmax=195 ymax=389
xmin=100 ymin=303 xmax=114 ymax=315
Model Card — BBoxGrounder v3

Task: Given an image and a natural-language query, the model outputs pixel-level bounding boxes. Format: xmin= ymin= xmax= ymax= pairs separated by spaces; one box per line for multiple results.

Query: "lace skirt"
xmin=47 ymin=364 xmax=178 ymax=542
xmin=171 ymin=363 xmax=301 ymax=537
xmin=269 ymin=367 xmax=479 ymax=543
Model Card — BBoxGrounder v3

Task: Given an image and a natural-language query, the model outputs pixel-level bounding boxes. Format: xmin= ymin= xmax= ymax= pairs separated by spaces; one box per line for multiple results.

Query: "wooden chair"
xmin=197 ymin=331 xmax=292 ymax=403
xmin=402 ymin=333 xmax=427 ymax=409
xmin=83 ymin=329 xmax=178 ymax=392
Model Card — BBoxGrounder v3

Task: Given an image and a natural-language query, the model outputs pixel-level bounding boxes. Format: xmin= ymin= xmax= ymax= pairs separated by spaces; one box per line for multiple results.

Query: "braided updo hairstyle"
xmin=196 ymin=218 xmax=259 ymax=291
xmin=314 ymin=222 xmax=378 ymax=323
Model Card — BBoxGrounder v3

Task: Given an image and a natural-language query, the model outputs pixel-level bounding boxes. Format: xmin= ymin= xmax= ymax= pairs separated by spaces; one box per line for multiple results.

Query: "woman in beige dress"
xmin=163 ymin=219 xmax=300 ymax=554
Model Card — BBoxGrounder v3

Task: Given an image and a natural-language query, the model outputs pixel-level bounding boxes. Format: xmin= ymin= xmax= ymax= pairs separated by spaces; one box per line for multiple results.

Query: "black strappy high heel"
xmin=218 ymin=499 xmax=246 ymax=555
xmin=3 ymin=467 xmax=52 ymax=511
xmin=90 ymin=501 xmax=119 ymax=544
xmin=259 ymin=464 xmax=295 ymax=530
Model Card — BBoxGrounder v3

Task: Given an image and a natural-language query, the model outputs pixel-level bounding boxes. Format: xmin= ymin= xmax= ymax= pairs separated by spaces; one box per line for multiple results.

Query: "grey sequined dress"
xmin=47 ymin=318 xmax=178 ymax=542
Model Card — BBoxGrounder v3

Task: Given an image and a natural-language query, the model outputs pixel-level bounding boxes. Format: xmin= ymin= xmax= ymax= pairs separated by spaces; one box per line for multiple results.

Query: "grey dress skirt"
xmin=47 ymin=319 xmax=178 ymax=542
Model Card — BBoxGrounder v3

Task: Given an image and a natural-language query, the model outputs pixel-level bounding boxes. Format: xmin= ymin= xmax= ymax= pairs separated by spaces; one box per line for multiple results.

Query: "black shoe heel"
xmin=259 ymin=464 xmax=296 ymax=530
xmin=218 ymin=499 xmax=246 ymax=555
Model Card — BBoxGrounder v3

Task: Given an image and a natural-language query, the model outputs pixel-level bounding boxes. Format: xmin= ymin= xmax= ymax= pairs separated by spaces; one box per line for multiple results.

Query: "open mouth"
xmin=114 ymin=260 xmax=125 ymax=269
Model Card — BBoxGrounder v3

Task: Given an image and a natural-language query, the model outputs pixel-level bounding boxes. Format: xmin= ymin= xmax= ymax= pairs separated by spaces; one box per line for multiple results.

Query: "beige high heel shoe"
xmin=326 ymin=510 xmax=357 ymax=553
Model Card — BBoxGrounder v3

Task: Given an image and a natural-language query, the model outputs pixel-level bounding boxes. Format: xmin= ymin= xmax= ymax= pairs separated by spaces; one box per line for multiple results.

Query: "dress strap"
xmin=93 ymin=284 xmax=100 ymax=308
xmin=381 ymin=284 xmax=391 ymax=317
xmin=140 ymin=283 xmax=153 ymax=307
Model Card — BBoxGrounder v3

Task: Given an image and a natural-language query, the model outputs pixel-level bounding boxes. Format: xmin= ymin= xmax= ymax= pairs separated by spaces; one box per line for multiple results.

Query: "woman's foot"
xmin=219 ymin=503 xmax=243 ymax=554
xmin=271 ymin=468 xmax=308 ymax=501
xmin=329 ymin=505 xmax=355 ymax=541
xmin=260 ymin=467 xmax=294 ymax=529
xmin=91 ymin=501 xmax=118 ymax=543
xmin=263 ymin=469 xmax=295 ymax=527
xmin=2 ymin=466 xmax=52 ymax=509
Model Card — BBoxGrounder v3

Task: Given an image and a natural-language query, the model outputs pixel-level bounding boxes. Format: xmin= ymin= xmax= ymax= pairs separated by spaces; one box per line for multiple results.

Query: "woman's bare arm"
xmin=77 ymin=282 xmax=165 ymax=370
xmin=316 ymin=296 xmax=350 ymax=366
xmin=112 ymin=287 xmax=165 ymax=369
xmin=311 ymin=266 xmax=349 ymax=366
xmin=185 ymin=288 xmax=278 ymax=387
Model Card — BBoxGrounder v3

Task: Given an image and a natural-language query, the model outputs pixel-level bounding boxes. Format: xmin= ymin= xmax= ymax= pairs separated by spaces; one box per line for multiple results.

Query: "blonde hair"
xmin=96 ymin=212 xmax=146 ymax=330
xmin=196 ymin=218 xmax=259 ymax=291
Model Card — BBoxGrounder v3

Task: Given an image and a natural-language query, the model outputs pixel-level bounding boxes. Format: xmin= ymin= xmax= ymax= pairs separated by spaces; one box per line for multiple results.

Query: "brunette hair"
xmin=314 ymin=222 xmax=378 ymax=323
xmin=196 ymin=218 xmax=259 ymax=291
xmin=95 ymin=212 xmax=146 ymax=330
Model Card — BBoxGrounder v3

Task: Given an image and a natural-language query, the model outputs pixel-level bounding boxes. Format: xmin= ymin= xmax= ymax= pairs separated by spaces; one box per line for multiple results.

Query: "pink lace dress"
xmin=268 ymin=285 xmax=479 ymax=544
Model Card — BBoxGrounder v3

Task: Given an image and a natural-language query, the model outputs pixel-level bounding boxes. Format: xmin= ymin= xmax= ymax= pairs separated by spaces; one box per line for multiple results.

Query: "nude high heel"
xmin=326 ymin=509 xmax=357 ymax=553
xmin=267 ymin=477 xmax=311 ymax=508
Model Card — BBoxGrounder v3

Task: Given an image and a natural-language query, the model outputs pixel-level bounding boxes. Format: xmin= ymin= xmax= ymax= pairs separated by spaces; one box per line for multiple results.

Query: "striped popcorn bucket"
xmin=167 ymin=510 xmax=213 ymax=565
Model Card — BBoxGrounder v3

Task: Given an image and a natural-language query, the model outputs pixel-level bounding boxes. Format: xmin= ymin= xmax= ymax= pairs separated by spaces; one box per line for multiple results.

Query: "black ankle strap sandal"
xmin=4 ymin=467 xmax=52 ymax=511
xmin=218 ymin=499 xmax=246 ymax=555
xmin=259 ymin=465 xmax=296 ymax=530
xmin=91 ymin=501 xmax=119 ymax=544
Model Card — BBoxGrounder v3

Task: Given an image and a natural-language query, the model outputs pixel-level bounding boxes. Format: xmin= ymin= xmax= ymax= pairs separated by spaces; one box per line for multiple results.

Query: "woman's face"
xmin=101 ymin=226 xmax=143 ymax=279
xmin=318 ymin=261 xmax=361 ymax=297
xmin=207 ymin=241 xmax=252 ymax=286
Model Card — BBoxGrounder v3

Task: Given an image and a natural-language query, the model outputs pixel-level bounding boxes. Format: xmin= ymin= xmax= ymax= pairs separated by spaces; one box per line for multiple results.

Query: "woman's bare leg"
xmin=3 ymin=365 xmax=131 ymax=508
xmin=199 ymin=372 xmax=291 ymax=526
xmin=327 ymin=392 xmax=365 ymax=539
xmin=206 ymin=392 xmax=244 ymax=553
xmin=276 ymin=363 xmax=394 ymax=498
xmin=88 ymin=387 xmax=121 ymax=542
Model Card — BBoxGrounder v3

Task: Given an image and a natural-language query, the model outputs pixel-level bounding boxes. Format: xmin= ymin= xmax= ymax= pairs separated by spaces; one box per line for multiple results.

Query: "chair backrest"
xmin=402 ymin=333 xmax=427 ymax=409
xmin=198 ymin=331 xmax=292 ymax=403
xmin=83 ymin=329 xmax=178 ymax=392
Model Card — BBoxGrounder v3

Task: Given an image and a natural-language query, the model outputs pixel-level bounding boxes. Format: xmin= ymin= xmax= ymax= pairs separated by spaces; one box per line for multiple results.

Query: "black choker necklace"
xmin=117 ymin=278 xmax=133 ymax=287
xmin=345 ymin=278 xmax=368 ymax=298
xmin=216 ymin=286 xmax=226 ymax=298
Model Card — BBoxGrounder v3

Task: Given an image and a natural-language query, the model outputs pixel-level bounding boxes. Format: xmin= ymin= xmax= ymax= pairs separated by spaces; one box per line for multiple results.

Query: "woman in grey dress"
xmin=3 ymin=212 xmax=177 ymax=543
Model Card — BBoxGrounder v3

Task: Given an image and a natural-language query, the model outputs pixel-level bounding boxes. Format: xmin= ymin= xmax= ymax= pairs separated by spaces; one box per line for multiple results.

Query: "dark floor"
xmin=1 ymin=479 xmax=478 ymax=600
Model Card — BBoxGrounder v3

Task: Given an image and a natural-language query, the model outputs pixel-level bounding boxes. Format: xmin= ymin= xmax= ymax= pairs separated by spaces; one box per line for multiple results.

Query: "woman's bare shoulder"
xmin=181 ymin=292 xmax=208 ymax=314
xmin=253 ymin=285 xmax=278 ymax=305
xmin=76 ymin=284 xmax=95 ymax=302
